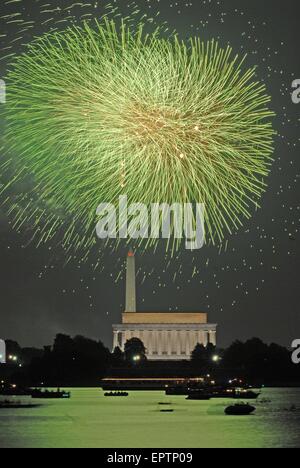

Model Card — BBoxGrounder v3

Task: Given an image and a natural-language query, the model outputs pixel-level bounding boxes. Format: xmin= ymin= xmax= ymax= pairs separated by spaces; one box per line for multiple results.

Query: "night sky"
xmin=0 ymin=0 xmax=299 ymax=350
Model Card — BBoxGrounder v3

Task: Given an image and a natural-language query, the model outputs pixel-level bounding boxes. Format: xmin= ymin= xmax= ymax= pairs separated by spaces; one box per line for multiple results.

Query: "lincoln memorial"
xmin=112 ymin=251 xmax=217 ymax=361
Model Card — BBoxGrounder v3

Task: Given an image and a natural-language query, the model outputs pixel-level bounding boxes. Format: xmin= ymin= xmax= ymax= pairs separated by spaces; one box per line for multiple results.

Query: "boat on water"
xmin=101 ymin=377 xmax=205 ymax=392
xmin=165 ymin=387 xmax=188 ymax=396
xmin=0 ymin=385 xmax=31 ymax=397
xmin=31 ymin=389 xmax=71 ymax=399
xmin=186 ymin=390 xmax=211 ymax=401
xmin=210 ymin=387 xmax=260 ymax=400
xmin=104 ymin=391 xmax=128 ymax=397
xmin=225 ymin=403 xmax=256 ymax=416
xmin=165 ymin=385 xmax=260 ymax=400
xmin=233 ymin=389 xmax=260 ymax=400
xmin=0 ymin=400 xmax=39 ymax=409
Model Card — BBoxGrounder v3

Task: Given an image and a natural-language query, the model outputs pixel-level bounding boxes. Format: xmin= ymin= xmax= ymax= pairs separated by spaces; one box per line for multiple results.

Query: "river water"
xmin=0 ymin=388 xmax=299 ymax=448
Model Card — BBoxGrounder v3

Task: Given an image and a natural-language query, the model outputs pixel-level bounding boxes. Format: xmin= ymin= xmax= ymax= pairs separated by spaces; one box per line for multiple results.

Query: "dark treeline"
xmin=2 ymin=335 xmax=111 ymax=387
xmin=191 ymin=338 xmax=300 ymax=386
xmin=1 ymin=335 xmax=299 ymax=387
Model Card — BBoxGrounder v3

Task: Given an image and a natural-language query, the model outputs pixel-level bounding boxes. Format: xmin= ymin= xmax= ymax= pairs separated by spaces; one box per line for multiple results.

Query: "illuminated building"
xmin=112 ymin=251 xmax=217 ymax=360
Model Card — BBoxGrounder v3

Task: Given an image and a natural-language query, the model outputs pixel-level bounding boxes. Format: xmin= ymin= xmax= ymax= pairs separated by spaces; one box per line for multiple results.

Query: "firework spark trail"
xmin=1 ymin=12 xmax=274 ymax=255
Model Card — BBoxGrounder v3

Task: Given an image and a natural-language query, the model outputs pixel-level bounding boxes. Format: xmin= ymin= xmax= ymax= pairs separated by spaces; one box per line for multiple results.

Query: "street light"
xmin=133 ymin=355 xmax=141 ymax=363
xmin=212 ymin=355 xmax=220 ymax=363
xmin=8 ymin=355 xmax=18 ymax=362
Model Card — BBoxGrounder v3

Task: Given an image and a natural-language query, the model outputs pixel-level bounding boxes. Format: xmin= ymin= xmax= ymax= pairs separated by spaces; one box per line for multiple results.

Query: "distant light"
xmin=133 ymin=355 xmax=141 ymax=362
xmin=8 ymin=355 xmax=18 ymax=362
xmin=212 ymin=355 xmax=220 ymax=362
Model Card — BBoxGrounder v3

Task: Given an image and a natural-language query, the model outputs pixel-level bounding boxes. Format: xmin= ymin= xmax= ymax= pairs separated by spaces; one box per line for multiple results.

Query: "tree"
xmin=112 ymin=346 xmax=125 ymax=365
xmin=53 ymin=334 xmax=75 ymax=355
xmin=206 ymin=342 xmax=217 ymax=360
xmin=28 ymin=334 xmax=111 ymax=386
xmin=5 ymin=340 xmax=22 ymax=362
xmin=191 ymin=343 xmax=218 ymax=372
xmin=124 ymin=338 xmax=147 ymax=363
xmin=223 ymin=340 xmax=246 ymax=369
xmin=191 ymin=343 xmax=207 ymax=366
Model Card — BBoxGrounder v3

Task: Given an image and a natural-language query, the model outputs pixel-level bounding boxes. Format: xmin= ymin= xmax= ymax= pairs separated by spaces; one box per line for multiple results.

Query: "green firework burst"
xmin=2 ymin=15 xmax=275 ymax=254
